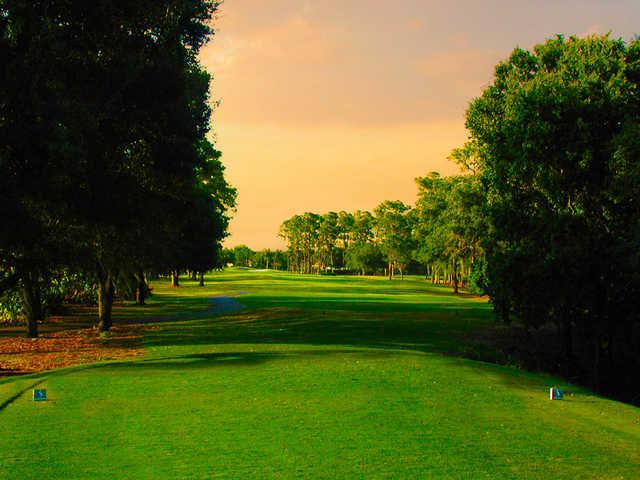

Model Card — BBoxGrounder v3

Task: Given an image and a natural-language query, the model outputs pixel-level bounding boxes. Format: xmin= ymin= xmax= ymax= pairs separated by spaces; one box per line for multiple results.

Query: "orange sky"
xmin=198 ymin=0 xmax=640 ymax=250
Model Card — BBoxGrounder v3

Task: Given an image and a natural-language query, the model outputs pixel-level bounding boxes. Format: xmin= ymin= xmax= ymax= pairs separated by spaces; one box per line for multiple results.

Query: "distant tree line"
xmin=281 ymin=35 xmax=640 ymax=403
xmin=0 ymin=1 xmax=235 ymax=336
xmin=221 ymin=246 xmax=289 ymax=271
xmin=279 ymin=174 xmax=484 ymax=292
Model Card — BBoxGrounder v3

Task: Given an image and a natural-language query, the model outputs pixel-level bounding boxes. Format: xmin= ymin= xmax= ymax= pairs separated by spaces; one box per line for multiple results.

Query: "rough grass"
xmin=0 ymin=270 xmax=638 ymax=479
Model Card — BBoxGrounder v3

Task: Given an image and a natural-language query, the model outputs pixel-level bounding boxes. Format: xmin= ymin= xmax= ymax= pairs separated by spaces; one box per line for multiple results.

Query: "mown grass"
xmin=0 ymin=269 xmax=638 ymax=479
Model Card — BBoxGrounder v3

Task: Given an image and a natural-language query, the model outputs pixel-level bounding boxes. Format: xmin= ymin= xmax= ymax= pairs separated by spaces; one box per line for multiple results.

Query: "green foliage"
xmin=344 ymin=242 xmax=384 ymax=275
xmin=0 ymin=291 xmax=21 ymax=323
xmin=0 ymin=270 xmax=96 ymax=323
xmin=0 ymin=1 xmax=234 ymax=335
xmin=232 ymin=245 xmax=255 ymax=267
xmin=220 ymin=248 xmax=235 ymax=266
xmin=279 ymin=212 xmax=323 ymax=273
xmin=465 ymin=34 xmax=640 ymax=394
xmin=467 ymin=257 xmax=489 ymax=294
xmin=412 ymin=172 xmax=487 ymax=291
xmin=250 ymin=249 xmax=288 ymax=270
xmin=373 ymin=200 xmax=414 ymax=278
xmin=53 ymin=271 xmax=97 ymax=304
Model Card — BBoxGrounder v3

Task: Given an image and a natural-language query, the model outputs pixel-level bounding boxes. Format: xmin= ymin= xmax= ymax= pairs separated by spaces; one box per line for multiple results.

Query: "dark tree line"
xmin=280 ymin=35 xmax=640 ymax=402
xmin=0 ymin=1 xmax=235 ymax=336
xmin=464 ymin=35 xmax=640 ymax=401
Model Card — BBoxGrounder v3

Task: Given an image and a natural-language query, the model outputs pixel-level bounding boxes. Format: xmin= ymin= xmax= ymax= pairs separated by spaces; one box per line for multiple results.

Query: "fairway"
xmin=1 ymin=270 xmax=638 ymax=479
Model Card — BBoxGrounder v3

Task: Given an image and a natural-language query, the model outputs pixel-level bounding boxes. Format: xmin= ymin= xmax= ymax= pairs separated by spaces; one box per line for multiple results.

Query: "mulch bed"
xmin=0 ymin=324 xmax=151 ymax=376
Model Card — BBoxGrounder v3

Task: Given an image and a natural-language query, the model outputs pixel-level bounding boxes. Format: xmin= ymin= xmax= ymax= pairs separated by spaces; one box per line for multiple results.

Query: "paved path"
xmin=121 ymin=295 xmax=246 ymax=324
xmin=206 ymin=295 xmax=246 ymax=315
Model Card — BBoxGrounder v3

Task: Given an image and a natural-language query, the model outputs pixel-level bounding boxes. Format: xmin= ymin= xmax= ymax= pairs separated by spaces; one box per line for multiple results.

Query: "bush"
xmin=0 ymin=290 xmax=22 ymax=323
xmin=468 ymin=258 xmax=488 ymax=295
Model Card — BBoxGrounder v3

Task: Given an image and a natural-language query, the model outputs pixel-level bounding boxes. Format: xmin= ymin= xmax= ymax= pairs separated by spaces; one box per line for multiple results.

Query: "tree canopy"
xmin=0 ymin=1 xmax=235 ymax=336
xmin=465 ymin=34 xmax=640 ymax=395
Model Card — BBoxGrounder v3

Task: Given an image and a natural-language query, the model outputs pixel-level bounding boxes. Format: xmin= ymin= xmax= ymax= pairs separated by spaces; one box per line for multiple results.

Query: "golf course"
xmin=1 ymin=270 xmax=638 ymax=479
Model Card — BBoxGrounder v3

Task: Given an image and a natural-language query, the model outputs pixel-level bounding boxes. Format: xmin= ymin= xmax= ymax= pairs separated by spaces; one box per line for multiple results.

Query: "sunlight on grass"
xmin=1 ymin=270 xmax=638 ymax=479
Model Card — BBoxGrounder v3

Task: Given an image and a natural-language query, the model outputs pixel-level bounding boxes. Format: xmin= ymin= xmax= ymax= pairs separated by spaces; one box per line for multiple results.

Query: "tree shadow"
xmin=0 ymin=378 xmax=47 ymax=412
xmin=0 ymin=348 xmax=406 ymax=395
xmin=141 ymin=301 xmax=492 ymax=359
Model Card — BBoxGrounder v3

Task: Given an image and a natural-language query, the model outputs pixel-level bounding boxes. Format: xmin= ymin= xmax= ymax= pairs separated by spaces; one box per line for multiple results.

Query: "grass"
xmin=1 ymin=269 xmax=638 ymax=479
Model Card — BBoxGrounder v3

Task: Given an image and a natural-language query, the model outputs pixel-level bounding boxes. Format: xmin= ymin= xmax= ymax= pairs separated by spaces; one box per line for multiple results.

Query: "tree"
xmin=251 ymin=249 xmax=287 ymax=270
xmin=374 ymin=201 xmax=414 ymax=280
xmin=220 ymin=248 xmax=235 ymax=267
xmin=413 ymin=173 xmax=486 ymax=293
xmin=0 ymin=0 xmax=91 ymax=336
xmin=317 ymin=212 xmax=339 ymax=271
xmin=0 ymin=1 xmax=232 ymax=334
xmin=271 ymin=250 xmax=289 ymax=271
xmin=280 ymin=213 xmax=321 ymax=274
xmin=351 ymin=211 xmax=375 ymax=244
xmin=232 ymin=246 xmax=255 ymax=267
xmin=345 ymin=243 xmax=383 ymax=275
xmin=464 ymin=34 xmax=640 ymax=394
xmin=77 ymin=0 xmax=222 ymax=330
xmin=336 ymin=211 xmax=355 ymax=268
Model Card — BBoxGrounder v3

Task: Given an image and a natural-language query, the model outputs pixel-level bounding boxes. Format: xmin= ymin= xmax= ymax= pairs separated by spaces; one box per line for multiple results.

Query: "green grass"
xmin=1 ymin=270 xmax=638 ymax=479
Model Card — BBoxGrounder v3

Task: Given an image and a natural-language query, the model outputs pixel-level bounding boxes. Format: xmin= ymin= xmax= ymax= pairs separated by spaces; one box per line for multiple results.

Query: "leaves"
xmin=0 ymin=325 xmax=146 ymax=375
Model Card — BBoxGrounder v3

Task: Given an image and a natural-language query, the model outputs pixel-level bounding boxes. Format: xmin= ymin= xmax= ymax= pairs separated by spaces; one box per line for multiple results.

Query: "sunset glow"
xmin=199 ymin=0 xmax=640 ymax=248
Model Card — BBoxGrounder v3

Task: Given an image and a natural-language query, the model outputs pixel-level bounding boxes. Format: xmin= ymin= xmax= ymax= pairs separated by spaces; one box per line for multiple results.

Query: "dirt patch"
xmin=0 ymin=324 xmax=150 ymax=376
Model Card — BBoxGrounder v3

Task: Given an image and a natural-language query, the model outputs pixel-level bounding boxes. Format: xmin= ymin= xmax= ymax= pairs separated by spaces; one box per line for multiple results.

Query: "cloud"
xmin=201 ymin=0 xmax=640 ymax=248
xmin=201 ymin=13 xmax=341 ymax=87
xmin=245 ymin=16 xmax=337 ymax=64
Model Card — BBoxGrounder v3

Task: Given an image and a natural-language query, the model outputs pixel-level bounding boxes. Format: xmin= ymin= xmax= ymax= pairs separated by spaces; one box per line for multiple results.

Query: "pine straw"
xmin=0 ymin=324 xmax=153 ymax=376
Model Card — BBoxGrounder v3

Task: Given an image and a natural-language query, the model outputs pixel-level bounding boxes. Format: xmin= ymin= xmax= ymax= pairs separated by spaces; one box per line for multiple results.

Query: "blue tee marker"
xmin=549 ymin=387 xmax=563 ymax=400
xmin=33 ymin=389 xmax=46 ymax=402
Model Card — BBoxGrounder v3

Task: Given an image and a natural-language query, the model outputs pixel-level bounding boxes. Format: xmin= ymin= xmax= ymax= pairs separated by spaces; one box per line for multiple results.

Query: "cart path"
xmin=121 ymin=295 xmax=246 ymax=324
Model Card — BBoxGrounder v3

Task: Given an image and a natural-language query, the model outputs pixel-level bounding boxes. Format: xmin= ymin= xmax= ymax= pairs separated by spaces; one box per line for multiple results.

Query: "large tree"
xmin=373 ymin=201 xmax=414 ymax=280
xmin=0 ymin=1 xmax=233 ymax=335
xmin=465 ymin=34 xmax=640 ymax=394
xmin=280 ymin=213 xmax=321 ymax=274
xmin=413 ymin=173 xmax=485 ymax=293
xmin=0 ymin=0 xmax=89 ymax=336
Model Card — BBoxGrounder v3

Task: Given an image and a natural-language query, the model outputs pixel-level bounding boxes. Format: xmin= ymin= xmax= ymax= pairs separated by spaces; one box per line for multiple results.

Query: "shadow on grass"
xmin=142 ymin=302 xmax=492 ymax=359
xmin=74 ymin=348 xmax=406 ymax=373
xmin=0 ymin=378 xmax=47 ymax=412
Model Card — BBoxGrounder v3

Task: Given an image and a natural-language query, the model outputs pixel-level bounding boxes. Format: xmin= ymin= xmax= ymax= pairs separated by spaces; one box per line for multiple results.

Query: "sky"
xmin=198 ymin=0 xmax=640 ymax=250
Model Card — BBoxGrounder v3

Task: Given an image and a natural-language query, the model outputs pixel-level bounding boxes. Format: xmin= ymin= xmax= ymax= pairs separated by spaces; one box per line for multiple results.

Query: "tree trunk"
xmin=98 ymin=272 xmax=115 ymax=331
xmin=592 ymin=280 xmax=607 ymax=393
xmin=170 ymin=271 xmax=180 ymax=287
xmin=452 ymin=258 xmax=459 ymax=294
xmin=388 ymin=261 xmax=393 ymax=280
xmin=198 ymin=272 xmax=205 ymax=287
xmin=593 ymin=336 xmax=601 ymax=393
xmin=21 ymin=272 xmax=42 ymax=338
xmin=135 ymin=270 xmax=149 ymax=305
xmin=499 ymin=300 xmax=511 ymax=324
xmin=135 ymin=286 xmax=143 ymax=305
xmin=562 ymin=320 xmax=573 ymax=378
